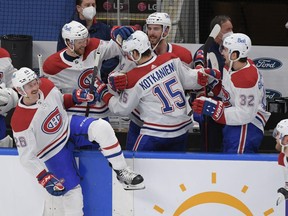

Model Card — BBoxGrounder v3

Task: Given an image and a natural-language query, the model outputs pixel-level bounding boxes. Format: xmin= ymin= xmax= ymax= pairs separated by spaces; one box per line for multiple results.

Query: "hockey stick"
xmin=188 ymin=24 xmax=221 ymax=114
xmin=85 ymin=51 xmax=101 ymax=117
xmin=202 ymin=24 xmax=221 ymax=152
xmin=203 ymin=24 xmax=221 ymax=66
xmin=189 ymin=24 xmax=221 ymax=152
xmin=37 ymin=54 xmax=44 ymax=77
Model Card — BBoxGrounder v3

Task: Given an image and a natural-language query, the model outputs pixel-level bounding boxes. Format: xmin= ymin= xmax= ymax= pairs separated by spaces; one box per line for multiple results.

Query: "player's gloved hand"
xmin=193 ymin=50 xmax=205 ymax=68
xmin=72 ymin=89 xmax=95 ymax=105
xmin=37 ymin=169 xmax=65 ymax=196
xmin=111 ymin=26 xmax=135 ymax=46
xmin=108 ymin=71 xmax=128 ymax=91
xmin=192 ymin=96 xmax=225 ymax=122
xmin=197 ymin=67 xmax=221 ymax=87
xmin=204 ymin=68 xmax=221 ymax=80
xmin=0 ymin=87 xmax=18 ymax=115
xmin=196 ymin=65 xmax=208 ymax=86
xmin=93 ymin=77 xmax=109 ymax=102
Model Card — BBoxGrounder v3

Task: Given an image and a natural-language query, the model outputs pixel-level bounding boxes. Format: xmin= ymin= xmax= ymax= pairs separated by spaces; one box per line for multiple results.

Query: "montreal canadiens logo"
xmin=78 ymin=68 xmax=94 ymax=89
xmin=42 ymin=107 xmax=63 ymax=134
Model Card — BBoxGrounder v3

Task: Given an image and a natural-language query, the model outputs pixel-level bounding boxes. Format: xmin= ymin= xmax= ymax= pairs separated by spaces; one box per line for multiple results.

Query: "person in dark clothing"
xmin=57 ymin=0 xmax=119 ymax=83
xmin=192 ymin=15 xmax=233 ymax=152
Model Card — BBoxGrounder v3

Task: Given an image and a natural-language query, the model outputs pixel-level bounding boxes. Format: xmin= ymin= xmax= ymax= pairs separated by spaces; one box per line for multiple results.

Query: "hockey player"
xmin=10 ymin=67 xmax=144 ymax=215
xmin=273 ymin=119 xmax=288 ymax=205
xmin=43 ymin=21 xmax=132 ymax=119
xmin=108 ymin=12 xmax=194 ymax=150
xmin=93 ymin=31 xmax=219 ymax=151
xmin=56 ymin=0 xmax=119 ymax=83
xmin=146 ymin=12 xmax=193 ymax=67
xmin=0 ymin=47 xmax=19 ymax=147
xmin=192 ymin=33 xmax=271 ymax=153
xmin=192 ymin=15 xmax=233 ymax=152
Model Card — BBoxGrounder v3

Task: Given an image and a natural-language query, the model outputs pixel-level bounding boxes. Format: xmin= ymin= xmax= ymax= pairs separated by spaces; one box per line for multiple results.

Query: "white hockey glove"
xmin=0 ymin=88 xmax=19 ymax=115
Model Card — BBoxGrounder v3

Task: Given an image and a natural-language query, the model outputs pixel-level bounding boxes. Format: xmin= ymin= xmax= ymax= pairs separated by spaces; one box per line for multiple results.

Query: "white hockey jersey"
xmin=107 ymin=53 xmax=202 ymax=138
xmin=11 ymin=78 xmax=71 ymax=177
xmin=43 ymin=38 xmax=121 ymax=118
xmin=125 ymin=43 xmax=194 ymax=125
xmin=218 ymin=60 xmax=271 ymax=131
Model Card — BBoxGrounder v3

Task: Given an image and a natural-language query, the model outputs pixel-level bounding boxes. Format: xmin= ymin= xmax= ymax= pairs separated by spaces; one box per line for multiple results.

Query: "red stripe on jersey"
xmin=238 ymin=124 xmax=247 ymax=154
xmin=257 ymin=111 xmax=267 ymax=124
xmin=0 ymin=48 xmax=11 ymax=58
xmin=37 ymin=129 xmax=68 ymax=157
xmin=144 ymin=119 xmax=191 ymax=128
xmin=133 ymin=134 xmax=143 ymax=151
xmin=102 ymin=142 xmax=119 ymax=150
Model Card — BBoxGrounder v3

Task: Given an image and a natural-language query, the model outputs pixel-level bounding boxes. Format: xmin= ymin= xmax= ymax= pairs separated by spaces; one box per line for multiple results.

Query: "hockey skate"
xmin=276 ymin=187 xmax=288 ymax=206
xmin=114 ymin=167 xmax=145 ymax=190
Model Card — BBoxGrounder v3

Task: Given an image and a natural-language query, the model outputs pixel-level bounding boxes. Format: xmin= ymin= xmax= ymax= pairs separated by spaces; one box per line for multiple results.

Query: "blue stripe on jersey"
xmin=39 ymin=138 xmax=67 ymax=159
xmin=255 ymin=115 xmax=265 ymax=128
xmin=142 ymin=121 xmax=192 ymax=132
xmin=105 ymin=150 xmax=123 ymax=159
xmin=67 ymin=107 xmax=109 ymax=114
xmin=131 ymin=111 xmax=142 ymax=121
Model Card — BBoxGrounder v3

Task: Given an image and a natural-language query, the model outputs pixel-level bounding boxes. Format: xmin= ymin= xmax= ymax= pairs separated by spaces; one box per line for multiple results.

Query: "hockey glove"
xmin=204 ymin=68 xmax=221 ymax=80
xmin=193 ymin=50 xmax=205 ymax=68
xmin=197 ymin=66 xmax=208 ymax=86
xmin=111 ymin=26 xmax=135 ymax=46
xmin=197 ymin=67 xmax=221 ymax=87
xmin=72 ymin=89 xmax=95 ymax=105
xmin=0 ymin=87 xmax=18 ymax=115
xmin=93 ymin=77 xmax=112 ymax=103
xmin=108 ymin=71 xmax=128 ymax=91
xmin=192 ymin=96 xmax=225 ymax=123
xmin=37 ymin=169 xmax=65 ymax=196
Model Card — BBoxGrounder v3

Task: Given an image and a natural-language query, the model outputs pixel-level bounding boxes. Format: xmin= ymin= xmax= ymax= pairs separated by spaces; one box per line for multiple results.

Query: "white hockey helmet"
xmin=62 ymin=20 xmax=89 ymax=43
xmin=273 ymin=119 xmax=288 ymax=146
xmin=12 ymin=67 xmax=38 ymax=97
xmin=146 ymin=12 xmax=171 ymax=28
xmin=223 ymin=33 xmax=251 ymax=60
xmin=122 ymin=31 xmax=151 ymax=62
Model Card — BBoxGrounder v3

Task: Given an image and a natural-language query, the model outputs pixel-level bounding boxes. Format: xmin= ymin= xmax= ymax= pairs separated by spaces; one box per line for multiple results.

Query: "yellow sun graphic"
xmin=153 ymin=172 xmax=275 ymax=215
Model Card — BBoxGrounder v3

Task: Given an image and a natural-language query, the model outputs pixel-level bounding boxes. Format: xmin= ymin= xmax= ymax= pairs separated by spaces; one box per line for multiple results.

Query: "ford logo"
xmin=253 ymin=58 xmax=282 ymax=70
xmin=266 ymin=89 xmax=282 ymax=100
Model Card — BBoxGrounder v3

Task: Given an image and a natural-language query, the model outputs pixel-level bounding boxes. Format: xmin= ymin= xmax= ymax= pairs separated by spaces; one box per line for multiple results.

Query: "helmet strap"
xmin=151 ymin=25 xmax=169 ymax=52
xmin=130 ymin=51 xmax=142 ymax=63
xmin=65 ymin=40 xmax=81 ymax=57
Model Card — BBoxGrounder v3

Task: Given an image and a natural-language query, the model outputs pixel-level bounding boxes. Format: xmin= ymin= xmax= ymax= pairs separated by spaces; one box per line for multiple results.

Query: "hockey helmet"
xmin=146 ymin=12 xmax=171 ymax=28
xmin=62 ymin=21 xmax=89 ymax=43
xmin=222 ymin=33 xmax=251 ymax=60
xmin=273 ymin=119 xmax=288 ymax=146
xmin=12 ymin=67 xmax=38 ymax=97
xmin=122 ymin=31 xmax=151 ymax=62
